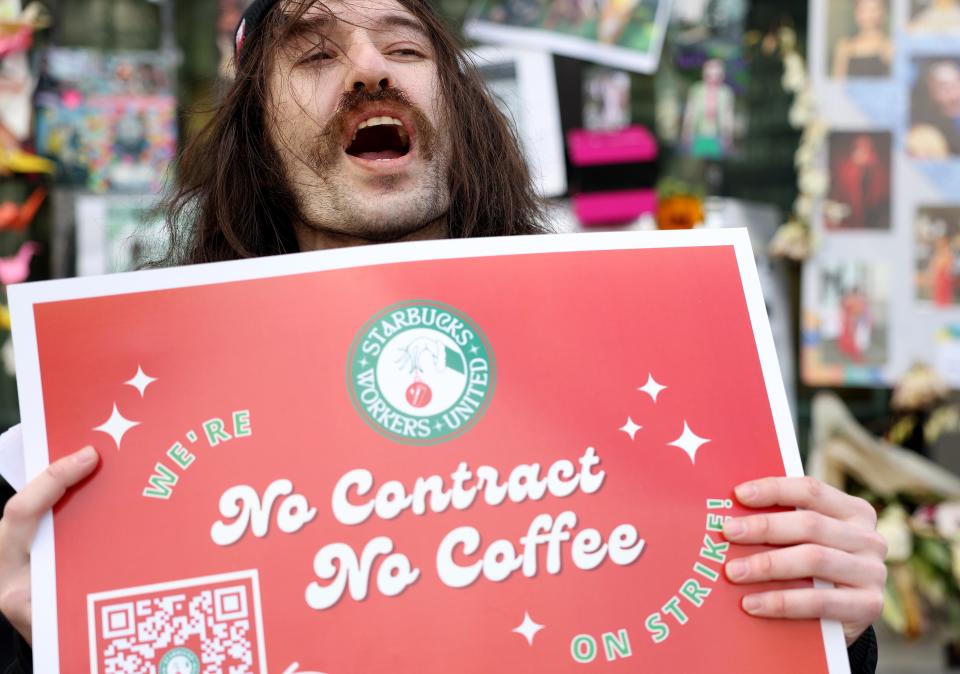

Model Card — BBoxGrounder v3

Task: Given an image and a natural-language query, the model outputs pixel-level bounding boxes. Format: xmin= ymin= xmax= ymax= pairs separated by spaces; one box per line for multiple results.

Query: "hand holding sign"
xmin=723 ymin=477 xmax=886 ymax=645
xmin=0 ymin=446 xmax=99 ymax=643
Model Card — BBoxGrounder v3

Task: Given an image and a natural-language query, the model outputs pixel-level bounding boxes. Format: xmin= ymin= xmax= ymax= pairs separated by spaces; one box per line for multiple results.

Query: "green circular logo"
xmin=348 ymin=301 xmax=495 ymax=445
xmin=159 ymin=647 xmax=200 ymax=674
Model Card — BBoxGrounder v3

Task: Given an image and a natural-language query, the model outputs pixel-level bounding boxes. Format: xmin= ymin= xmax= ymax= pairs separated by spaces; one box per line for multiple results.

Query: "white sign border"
xmin=10 ymin=229 xmax=848 ymax=673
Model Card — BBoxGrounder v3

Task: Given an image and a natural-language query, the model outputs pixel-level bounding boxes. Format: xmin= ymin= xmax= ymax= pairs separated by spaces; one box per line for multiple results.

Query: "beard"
xmin=287 ymin=87 xmax=451 ymax=243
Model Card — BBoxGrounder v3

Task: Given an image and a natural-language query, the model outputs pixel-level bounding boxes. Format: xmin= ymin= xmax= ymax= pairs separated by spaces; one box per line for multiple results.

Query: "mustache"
xmin=335 ymin=86 xmax=417 ymax=118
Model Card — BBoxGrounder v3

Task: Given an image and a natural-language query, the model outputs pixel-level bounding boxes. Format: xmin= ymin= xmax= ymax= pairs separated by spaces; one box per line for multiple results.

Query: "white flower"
xmin=790 ymin=102 xmax=812 ymax=128
xmin=935 ymin=502 xmax=960 ymax=540
xmin=795 ymin=139 xmax=819 ymax=169
xmin=794 ymin=195 xmax=815 ymax=220
xmin=802 ymin=120 xmax=829 ymax=145
xmin=892 ymin=363 xmax=949 ymax=411
xmin=799 ymin=168 xmax=829 ymax=197
xmin=823 ymin=200 xmax=851 ymax=223
xmin=877 ymin=505 xmax=913 ymax=563
xmin=769 ymin=220 xmax=812 ymax=261
xmin=782 ymin=52 xmax=807 ymax=92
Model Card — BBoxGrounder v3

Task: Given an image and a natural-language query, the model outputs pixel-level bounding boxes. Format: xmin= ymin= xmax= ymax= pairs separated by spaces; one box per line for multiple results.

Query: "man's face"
xmin=929 ymin=62 xmax=960 ymax=118
xmin=267 ymin=0 xmax=451 ymax=245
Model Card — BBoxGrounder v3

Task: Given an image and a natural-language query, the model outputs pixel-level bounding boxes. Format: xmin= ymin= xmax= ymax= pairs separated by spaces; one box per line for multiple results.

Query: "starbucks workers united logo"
xmin=348 ymin=301 xmax=495 ymax=444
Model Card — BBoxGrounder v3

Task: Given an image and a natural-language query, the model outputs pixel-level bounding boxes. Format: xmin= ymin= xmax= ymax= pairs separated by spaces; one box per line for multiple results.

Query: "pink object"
xmin=62 ymin=89 xmax=83 ymax=109
xmin=0 ymin=240 xmax=39 ymax=285
xmin=0 ymin=26 xmax=32 ymax=59
xmin=572 ymin=189 xmax=658 ymax=227
xmin=566 ymin=125 xmax=658 ymax=167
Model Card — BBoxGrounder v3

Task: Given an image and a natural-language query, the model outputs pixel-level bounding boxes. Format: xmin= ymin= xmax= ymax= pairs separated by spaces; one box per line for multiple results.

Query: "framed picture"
xmin=464 ymin=0 xmax=674 ymax=73
xmin=914 ymin=205 xmax=960 ymax=307
xmin=826 ymin=131 xmax=892 ymax=231
xmin=824 ymin=0 xmax=894 ymax=80
xmin=469 ymin=46 xmax=567 ymax=197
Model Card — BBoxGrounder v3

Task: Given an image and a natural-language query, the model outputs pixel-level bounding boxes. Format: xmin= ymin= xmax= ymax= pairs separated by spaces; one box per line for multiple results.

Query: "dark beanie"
xmin=234 ymin=0 xmax=283 ymax=57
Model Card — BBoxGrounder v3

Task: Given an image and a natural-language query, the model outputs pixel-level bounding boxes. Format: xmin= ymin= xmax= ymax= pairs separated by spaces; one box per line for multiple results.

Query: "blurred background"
xmin=0 ymin=0 xmax=958 ymax=670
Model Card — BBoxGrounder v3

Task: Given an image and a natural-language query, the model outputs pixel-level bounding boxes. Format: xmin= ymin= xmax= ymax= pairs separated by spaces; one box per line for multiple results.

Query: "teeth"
xmin=356 ymin=116 xmax=403 ymax=131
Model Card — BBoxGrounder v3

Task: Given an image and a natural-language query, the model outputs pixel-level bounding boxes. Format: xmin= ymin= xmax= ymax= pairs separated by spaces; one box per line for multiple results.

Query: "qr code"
xmin=87 ymin=570 xmax=266 ymax=674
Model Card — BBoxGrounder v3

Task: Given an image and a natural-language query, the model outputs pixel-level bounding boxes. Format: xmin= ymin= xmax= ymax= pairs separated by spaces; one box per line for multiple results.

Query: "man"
xmin=682 ymin=58 xmax=736 ymax=159
xmin=0 ymin=1 xmax=884 ymax=672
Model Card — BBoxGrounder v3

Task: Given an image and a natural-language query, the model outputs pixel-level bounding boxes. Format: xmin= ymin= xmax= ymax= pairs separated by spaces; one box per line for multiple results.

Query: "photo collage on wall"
xmin=803 ymin=0 xmax=960 ymax=387
xmin=34 ymin=49 xmax=177 ymax=194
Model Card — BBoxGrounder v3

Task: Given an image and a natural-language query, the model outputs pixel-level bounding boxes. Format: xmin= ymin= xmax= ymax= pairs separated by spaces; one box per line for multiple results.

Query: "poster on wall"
xmin=11 ymin=231 xmax=849 ymax=672
xmin=75 ymin=195 xmax=166 ymax=276
xmin=469 ymin=46 xmax=567 ymax=197
xmin=33 ymin=48 xmax=177 ymax=193
xmin=803 ymin=0 xmax=960 ymax=387
xmin=464 ymin=0 xmax=674 ymax=73
xmin=667 ymin=0 xmax=748 ymax=158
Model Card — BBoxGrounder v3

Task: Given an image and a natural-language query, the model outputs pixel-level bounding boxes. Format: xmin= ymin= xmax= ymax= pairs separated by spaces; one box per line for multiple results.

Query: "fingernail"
xmin=73 ymin=446 xmax=97 ymax=464
xmin=726 ymin=559 xmax=748 ymax=581
xmin=724 ymin=519 xmax=745 ymax=539
xmin=742 ymin=595 xmax=762 ymax=613
xmin=735 ymin=482 xmax=758 ymax=502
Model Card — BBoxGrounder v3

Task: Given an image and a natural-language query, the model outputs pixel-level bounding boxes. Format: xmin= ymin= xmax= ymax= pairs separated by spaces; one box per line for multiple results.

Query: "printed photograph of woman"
xmin=827 ymin=131 xmax=892 ymax=230
xmin=915 ymin=206 xmax=960 ymax=307
xmin=814 ymin=262 xmax=889 ymax=368
xmin=829 ymin=0 xmax=894 ymax=80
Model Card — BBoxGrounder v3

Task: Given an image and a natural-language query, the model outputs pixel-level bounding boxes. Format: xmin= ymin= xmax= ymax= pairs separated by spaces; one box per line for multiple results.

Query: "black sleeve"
xmin=0 ymin=625 xmax=31 ymax=674
xmin=848 ymin=625 xmax=878 ymax=674
xmin=0 ymin=479 xmax=31 ymax=674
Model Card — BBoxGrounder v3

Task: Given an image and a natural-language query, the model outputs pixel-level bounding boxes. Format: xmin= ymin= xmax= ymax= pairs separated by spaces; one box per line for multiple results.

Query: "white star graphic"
xmin=93 ymin=404 xmax=140 ymax=450
xmin=668 ymin=421 xmax=711 ymax=464
xmin=638 ymin=374 xmax=667 ymax=403
xmin=619 ymin=417 xmax=642 ymax=441
xmin=124 ymin=366 xmax=157 ymax=397
xmin=512 ymin=612 xmax=544 ymax=646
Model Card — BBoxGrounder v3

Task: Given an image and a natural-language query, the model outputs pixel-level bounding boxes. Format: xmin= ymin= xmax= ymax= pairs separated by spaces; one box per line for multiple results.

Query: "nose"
xmin=343 ymin=35 xmax=391 ymax=93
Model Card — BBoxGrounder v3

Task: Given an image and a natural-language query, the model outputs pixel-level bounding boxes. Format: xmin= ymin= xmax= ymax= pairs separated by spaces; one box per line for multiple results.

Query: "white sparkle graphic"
xmin=512 ymin=612 xmax=544 ymax=646
xmin=619 ymin=417 xmax=642 ymax=441
xmin=124 ymin=366 xmax=157 ymax=397
xmin=93 ymin=404 xmax=140 ymax=450
xmin=638 ymin=374 xmax=667 ymax=402
xmin=668 ymin=421 xmax=711 ymax=464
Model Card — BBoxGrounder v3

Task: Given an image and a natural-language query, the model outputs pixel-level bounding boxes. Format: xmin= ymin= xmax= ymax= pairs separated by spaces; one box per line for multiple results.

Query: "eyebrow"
xmin=289 ymin=11 xmax=429 ymax=42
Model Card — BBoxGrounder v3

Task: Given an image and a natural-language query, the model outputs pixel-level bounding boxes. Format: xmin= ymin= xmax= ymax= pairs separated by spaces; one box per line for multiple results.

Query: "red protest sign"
xmin=11 ymin=230 xmax=849 ymax=673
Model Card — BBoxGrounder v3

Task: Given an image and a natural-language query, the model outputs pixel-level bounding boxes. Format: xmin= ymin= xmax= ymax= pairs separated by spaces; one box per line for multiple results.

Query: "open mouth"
xmin=345 ymin=116 xmax=412 ymax=162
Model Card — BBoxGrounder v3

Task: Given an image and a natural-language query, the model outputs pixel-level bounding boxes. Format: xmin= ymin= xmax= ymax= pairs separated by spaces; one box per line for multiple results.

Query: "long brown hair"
xmin=159 ymin=0 xmax=549 ymax=265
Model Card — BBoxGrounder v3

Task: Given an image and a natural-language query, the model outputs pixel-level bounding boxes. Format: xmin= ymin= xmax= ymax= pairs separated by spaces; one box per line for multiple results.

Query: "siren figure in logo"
xmin=396 ymin=337 xmax=451 ymax=409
